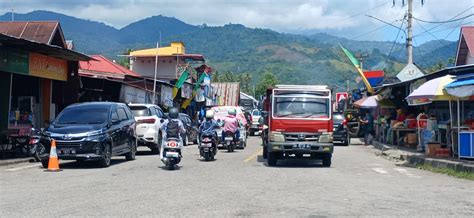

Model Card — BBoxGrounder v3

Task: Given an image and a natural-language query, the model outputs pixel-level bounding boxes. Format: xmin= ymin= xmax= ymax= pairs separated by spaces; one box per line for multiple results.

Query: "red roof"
xmin=0 ymin=21 xmax=66 ymax=48
xmin=79 ymin=55 xmax=141 ymax=79
xmin=456 ymin=26 xmax=474 ymax=66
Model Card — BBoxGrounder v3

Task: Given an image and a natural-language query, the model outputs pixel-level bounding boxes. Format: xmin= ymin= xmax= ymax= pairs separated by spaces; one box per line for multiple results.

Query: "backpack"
xmin=166 ymin=119 xmax=180 ymax=138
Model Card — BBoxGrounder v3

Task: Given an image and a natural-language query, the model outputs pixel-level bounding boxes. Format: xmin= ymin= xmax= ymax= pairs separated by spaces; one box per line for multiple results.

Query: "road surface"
xmin=1 ymin=137 xmax=473 ymax=216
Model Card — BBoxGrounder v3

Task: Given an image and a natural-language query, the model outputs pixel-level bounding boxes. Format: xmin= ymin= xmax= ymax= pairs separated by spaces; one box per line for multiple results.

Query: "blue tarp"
xmin=445 ymin=74 xmax=474 ymax=88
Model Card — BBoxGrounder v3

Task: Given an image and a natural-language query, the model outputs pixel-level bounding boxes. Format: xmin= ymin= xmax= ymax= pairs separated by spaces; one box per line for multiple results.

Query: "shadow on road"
xmin=256 ymin=155 xmax=328 ymax=168
xmin=58 ymin=158 xmax=128 ymax=169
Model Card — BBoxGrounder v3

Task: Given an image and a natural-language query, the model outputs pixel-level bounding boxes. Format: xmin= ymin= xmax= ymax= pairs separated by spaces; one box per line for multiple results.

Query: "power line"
xmin=415 ymin=19 xmax=438 ymax=40
xmin=413 ymin=6 xmax=474 ymax=38
xmin=413 ymin=13 xmax=474 ymax=24
xmin=350 ymin=19 xmax=403 ymax=40
xmin=384 ymin=17 xmax=407 ymax=69
xmin=366 ymin=15 xmax=407 ymax=37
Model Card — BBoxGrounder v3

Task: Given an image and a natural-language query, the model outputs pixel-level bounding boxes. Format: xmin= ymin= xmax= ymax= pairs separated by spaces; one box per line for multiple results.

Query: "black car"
xmin=41 ymin=102 xmax=137 ymax=168
xmin=332 ymin=112 xmax=350 ymax=146
xmin=164 ymin=113 xmax=199 ymax=145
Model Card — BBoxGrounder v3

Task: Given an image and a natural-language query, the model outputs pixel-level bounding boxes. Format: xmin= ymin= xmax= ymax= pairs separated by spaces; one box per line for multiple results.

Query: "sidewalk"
xmin=371 ymin=141 xmax=474 ymax=173
xmin=0 ymin=157 xmax=34 ymax=166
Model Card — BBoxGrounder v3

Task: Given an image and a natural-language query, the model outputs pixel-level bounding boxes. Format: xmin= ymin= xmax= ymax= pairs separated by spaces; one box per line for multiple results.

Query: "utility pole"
xmin=152 ymin=32 xmax=161 ymax=104
xmin=11 ymin=9 xmax=14 ymax=21
xmin=407 ymin=0 xmax=413 ymax=64
xmin=394 ymin=0 xmax=424 ymax=64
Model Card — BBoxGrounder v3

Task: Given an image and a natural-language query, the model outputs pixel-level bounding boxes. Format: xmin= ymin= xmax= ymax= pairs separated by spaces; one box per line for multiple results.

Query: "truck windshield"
xmin=274 ymin=96 xmax=329 ymax=118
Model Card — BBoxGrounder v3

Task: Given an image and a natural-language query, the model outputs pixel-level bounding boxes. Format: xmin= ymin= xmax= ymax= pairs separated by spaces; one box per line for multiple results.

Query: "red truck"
xmin=261 ymin=85 xmax=334 ymax=166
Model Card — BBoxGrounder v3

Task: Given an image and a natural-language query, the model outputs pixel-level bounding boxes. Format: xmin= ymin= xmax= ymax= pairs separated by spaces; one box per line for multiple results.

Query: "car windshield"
xmin=56 ymin=107 xmax=109 ymax=125
xmin=333 ymin=114 xmax=344 ymax=124
xmin=273 ymin=95 xmax=329 ymax=118
xmin=129 ymin=106 xmax=151 ymax=117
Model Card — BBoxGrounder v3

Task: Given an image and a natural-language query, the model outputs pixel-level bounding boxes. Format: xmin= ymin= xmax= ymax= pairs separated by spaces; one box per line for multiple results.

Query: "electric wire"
xmin=413 ymin=6 xmax=474 ymax=38
xmin=383 ymin=17 xmax=406 ymax=69
xmin=415 ymin=19 xmax=438 ymax=40
xmin=413 ymin=13 xmax=474 ymax=24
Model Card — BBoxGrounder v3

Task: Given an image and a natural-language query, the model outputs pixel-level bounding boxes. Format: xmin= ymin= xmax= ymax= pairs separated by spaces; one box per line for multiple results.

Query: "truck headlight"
xmin=319 ymin=133 xmax=332 ymax=143
xmin=269 ymin=131 xmax=285 ymax=142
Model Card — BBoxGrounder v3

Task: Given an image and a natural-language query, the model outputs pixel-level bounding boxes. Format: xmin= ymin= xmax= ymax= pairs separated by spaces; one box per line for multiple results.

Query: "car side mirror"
xmin=160 ymin=119 xmax=164 ymax=123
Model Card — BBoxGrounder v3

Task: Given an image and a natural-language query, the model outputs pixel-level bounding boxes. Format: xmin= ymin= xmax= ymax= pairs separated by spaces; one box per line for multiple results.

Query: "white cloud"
xmin=1 ymin=0 xmax=473 ymax=42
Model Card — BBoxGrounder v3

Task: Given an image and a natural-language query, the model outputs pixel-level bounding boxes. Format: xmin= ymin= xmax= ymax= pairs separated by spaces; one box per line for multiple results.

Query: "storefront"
xmin=0 ymin=33 xmax=90 ymax=139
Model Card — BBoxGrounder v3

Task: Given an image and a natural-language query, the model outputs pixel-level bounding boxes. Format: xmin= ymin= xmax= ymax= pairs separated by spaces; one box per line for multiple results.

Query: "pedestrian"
xmin=360 ymin=111 xmax=374 ymax=146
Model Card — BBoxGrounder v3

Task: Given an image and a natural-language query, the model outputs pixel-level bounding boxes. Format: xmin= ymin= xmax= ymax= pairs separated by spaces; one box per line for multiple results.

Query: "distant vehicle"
xmin=42 ymin=102 xmax=137 ymax=168
xmin=249 ymin=109 xmax=262 ymax=136
xmin=332 ymin=112 xmax=350 ymax=146
xmin=129 ymin=103 xmax=165 ymax=154
xmin=164 ymin=113 xmax=198 ymax=145
xmin=211 ymin=106 xmax=248 ymax=149
xmin=261 ymin=85 xmax=333 ymax=167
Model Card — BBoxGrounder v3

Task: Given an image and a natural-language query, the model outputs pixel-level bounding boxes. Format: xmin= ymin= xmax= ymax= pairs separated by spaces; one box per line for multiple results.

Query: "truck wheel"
xmin=267 ymin=152 xmax=278 ymax=166
xmin=263 ymin=146 xmax=268 ymax=159
xmin=322 ymin=154 xmax=332 ymax=167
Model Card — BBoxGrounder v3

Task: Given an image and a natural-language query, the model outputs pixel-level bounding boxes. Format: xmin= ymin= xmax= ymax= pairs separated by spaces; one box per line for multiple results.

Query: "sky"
xmin=1 ymin=0 xmax=473 ymax=44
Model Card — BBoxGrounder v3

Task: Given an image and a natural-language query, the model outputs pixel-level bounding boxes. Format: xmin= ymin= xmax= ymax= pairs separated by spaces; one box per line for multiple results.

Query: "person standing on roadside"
xmin=360 ymin=111 xmax=374 ymax=146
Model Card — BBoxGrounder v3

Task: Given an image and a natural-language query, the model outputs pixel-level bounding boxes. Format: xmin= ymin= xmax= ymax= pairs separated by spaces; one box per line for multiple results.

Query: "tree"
xmin=255 ymin=71 xmax=279 ymax=98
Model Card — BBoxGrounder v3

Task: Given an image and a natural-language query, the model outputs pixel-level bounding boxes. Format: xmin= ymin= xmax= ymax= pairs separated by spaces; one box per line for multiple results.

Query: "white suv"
xmin=129 ymin=104 xmax=165 ymax=154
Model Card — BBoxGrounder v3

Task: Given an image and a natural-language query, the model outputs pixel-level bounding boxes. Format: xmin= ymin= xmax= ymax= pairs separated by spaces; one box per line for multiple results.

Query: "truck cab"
xmin=262 ymin=85 xmax=333 ymax=167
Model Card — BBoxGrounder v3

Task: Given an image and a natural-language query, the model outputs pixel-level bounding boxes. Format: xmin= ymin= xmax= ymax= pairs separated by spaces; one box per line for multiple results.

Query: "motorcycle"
xmin=161 ymin=137 xmax=182 ymax=170
xmin=199 ymin=133 xmax=217 ymax=161
xmin=224 ymin=131 xmax=236 ymax=152
xmin=28 ymin=128 xmax=47 ymax=162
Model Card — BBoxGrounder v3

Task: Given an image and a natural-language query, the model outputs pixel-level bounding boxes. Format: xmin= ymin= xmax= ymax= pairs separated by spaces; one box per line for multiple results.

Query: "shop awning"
xmin=353 ymin=95 xmax=395 ymax=109
xmin=0 ymin=33 xmax=91 ymax=61
xmin=445 ymin=74 xmax=474 ymax=98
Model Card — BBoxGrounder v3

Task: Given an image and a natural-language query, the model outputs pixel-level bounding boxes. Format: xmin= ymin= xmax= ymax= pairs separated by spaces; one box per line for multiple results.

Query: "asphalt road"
xmin=1 ymin=136 xmax=473 ymax=217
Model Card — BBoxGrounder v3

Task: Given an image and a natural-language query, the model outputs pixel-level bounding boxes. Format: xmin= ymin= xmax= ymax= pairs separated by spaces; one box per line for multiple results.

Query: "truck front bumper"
xmin=268 ymin=142 xmax=333 ymax=153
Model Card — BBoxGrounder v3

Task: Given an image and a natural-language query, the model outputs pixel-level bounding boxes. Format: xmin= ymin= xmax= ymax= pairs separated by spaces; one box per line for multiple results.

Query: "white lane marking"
xmin=372 ymin=168 xmax=388 ymax=174
xmin=5 ymin=164 xmax=41 ymax=172
xmin=394 ymin=168 xmax=422 ymax=178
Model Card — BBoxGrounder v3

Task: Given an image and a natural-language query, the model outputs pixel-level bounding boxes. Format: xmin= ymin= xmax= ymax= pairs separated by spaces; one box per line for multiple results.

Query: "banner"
xmin=339 ymin=44 xmax=374 ymax=93
xmin=161 ymin=85 xmax=174 ymax=107
xmin=29 ymin=53 xmax=67 ymax=81
xmin=120 ymin=85 xmax=149 ymax=103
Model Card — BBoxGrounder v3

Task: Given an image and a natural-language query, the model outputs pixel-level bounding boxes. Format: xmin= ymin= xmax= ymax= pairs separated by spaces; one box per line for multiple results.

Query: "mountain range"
xmin=0 ymin=10 xmax=457 ymax=88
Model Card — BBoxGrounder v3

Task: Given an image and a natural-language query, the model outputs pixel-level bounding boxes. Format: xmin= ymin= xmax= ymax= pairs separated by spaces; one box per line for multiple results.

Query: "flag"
xmin=175 ymin=70 xmax=189 ymax=89
xmin=339 ymin=44 xmax=360 ymax=69
xmin=194 ymin=73 xmax=207 ymax=91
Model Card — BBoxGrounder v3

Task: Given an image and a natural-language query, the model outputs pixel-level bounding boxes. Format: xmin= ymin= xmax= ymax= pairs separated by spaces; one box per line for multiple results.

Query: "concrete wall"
xmin=131 ymin=56 xmax=186 ymax=80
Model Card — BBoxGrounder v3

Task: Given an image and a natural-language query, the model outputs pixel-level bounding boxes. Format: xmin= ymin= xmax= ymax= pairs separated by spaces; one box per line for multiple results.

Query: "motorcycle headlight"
xmin=318 ymin=133 xmax=332 ymax=143
xmin=269 ymin=131 xmax=285 ymax=142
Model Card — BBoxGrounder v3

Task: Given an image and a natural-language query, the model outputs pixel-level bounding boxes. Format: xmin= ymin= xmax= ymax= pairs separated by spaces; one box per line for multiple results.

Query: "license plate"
xmin=166 ymin=152 xmax=179 ymax=158
xmin=58 ymin=148 xmax=76 ymax=155
xmin=225 ymin=137 xmax=233 ymax=141
xmin=203 ymin=148 xmax=209 ymax=152
xmin=226 ymin=141 xmax=231 ymax=145
xmin=293 ymin=144 xmax=310 ymax=149
xmin=201 ymin=143 xmax=212 ymax=147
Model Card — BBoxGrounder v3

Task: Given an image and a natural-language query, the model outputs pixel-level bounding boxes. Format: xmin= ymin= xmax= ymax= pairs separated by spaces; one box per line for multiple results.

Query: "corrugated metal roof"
xmin=79 ymin=55 xmax=141 ymax=79
xmin=0 ymin=21 xmax=66 ymax=47
xmin=211 ymin=82 xmax=240 ymax=106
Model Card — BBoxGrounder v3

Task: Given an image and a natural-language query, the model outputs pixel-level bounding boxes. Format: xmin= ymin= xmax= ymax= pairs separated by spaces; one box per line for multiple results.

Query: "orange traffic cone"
xmin=45 ymin=139 xmax=61 ymax=172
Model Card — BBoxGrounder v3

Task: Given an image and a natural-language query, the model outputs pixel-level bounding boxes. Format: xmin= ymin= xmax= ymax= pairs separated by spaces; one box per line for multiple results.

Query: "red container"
xmin=435 ymin=148 xmax=450 ymax=157
xmin=418 ymin=119 xmax=427 ymax=128
xmin=406 ymin=119 xmax=417 ymax=129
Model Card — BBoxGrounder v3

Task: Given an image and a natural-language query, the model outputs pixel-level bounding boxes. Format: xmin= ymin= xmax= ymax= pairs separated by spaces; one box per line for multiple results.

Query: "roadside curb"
xmin=372 ymin=141 xmax=474 ymax=173
xmin=0 ymin=158 xmax=33 ymax=167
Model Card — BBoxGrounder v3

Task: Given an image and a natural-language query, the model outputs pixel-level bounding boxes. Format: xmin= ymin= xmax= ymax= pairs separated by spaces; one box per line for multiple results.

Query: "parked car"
xmin=129 ymin=103 xmax=165 ymax=154
xmin=42 ymin=102 xmax=137 ymax=168
xmin=332 ymin=112 xmax=350 ymax=146
xmin=249 ymin=109 xmax=262 ymax=136
xmin=211 ymin=106 xmax=248 ymax=149
xmin=164 ymin=113 xmax=199 ymax=145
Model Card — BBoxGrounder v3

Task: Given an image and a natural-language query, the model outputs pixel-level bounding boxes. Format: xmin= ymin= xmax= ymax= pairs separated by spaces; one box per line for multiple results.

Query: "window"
xmin=273 ymin=94 xmax=329 ymax=118
xmin=124 ymin=106 xmax=133 ymax=119
xmin=55 ymin=107 xmax=109 ymax=125
xmin=155 ymin=107 xmax=165 ymax=118
xmin=111 ymin=111 xmax=119 ymax=122
xmin=117 ymin=108 xmax=128 ymax=121
xmin=129 ymin=106 xmax=151 ymax=117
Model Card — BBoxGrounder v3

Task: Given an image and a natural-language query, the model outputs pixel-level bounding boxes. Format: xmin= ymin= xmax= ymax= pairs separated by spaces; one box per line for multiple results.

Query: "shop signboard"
xmin=0 ymin=47 xmax=29 ymax=75
xmin=161 ymin=85 xmax=173 ymax=107
xmin=29 ymin=53 xmax=68 ymax=81
xmin=120 ymin=85 xmax=149 ymax=104
xmin=181 ymin=83 xmax=193 ymax=99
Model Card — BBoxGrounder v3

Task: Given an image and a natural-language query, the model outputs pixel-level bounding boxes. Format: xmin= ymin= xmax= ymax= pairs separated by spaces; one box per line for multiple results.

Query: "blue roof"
xmin=445 ymin=74 xmax=474 ymax=88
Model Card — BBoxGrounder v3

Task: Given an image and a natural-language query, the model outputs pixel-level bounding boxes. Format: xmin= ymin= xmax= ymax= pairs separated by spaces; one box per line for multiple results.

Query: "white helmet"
xmin=205 ymin=110 xmax=214 ymax=119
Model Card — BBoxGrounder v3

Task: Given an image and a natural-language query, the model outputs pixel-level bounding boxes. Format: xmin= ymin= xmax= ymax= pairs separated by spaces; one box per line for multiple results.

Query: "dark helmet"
xmin=169 ymin=107 xmax=179 ymax=119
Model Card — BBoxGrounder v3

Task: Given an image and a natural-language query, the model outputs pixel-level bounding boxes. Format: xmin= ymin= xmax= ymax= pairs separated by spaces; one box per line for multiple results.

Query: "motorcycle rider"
xmin=221 ymin=108 xmax=241 ymax=143
xmin=198 ymin=110 xmax=220 ymax=155
xmin=160 ymin=107 xmax=186 ymax=159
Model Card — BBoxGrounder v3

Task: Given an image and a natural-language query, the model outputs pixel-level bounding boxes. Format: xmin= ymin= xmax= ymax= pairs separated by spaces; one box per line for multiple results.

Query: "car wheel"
xmin=183 ymin=135 xmax=188 ymax=146
xmin=125 ymin=138 xmax=137 ymax=161
xmin=98 ymin=144 xmax=112 ymax=168
xmin=322 ymin=154 xmax=332 ymax=167
xmin=267 ymin=151 xmax=279 ymax=166
xmin=41 ymin=158 xmax=49 ymax=168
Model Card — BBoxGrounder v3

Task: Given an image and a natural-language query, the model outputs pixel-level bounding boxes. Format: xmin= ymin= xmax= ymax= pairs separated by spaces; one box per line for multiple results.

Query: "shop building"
xmin=0 ymin=21 xmax=90 ymax=137
xmin=455 ymin=26 xmax=474 ymax=66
